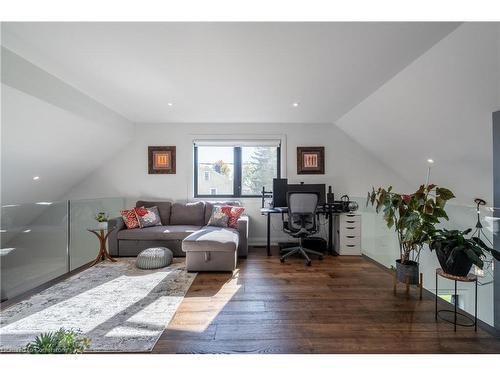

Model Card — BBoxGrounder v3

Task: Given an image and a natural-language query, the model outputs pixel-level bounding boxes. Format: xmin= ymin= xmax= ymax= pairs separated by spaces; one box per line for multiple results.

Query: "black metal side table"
xmin=435 ymin=268 xmax=477 ymax=331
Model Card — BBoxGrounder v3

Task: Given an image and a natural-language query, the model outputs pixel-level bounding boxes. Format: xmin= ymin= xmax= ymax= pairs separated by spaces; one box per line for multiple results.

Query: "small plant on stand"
xmin=95 ymin=212 xmax=109 ymax=230
xmin=429 ymin=228 xmax=500 ymax=277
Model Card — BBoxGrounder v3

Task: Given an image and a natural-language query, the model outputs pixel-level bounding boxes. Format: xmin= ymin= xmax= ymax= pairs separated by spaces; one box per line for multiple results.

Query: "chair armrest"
xmin=108 ymin=216 xmax=125 ymax=256
xmin=237 ymin=215 xmax=249 ymax=257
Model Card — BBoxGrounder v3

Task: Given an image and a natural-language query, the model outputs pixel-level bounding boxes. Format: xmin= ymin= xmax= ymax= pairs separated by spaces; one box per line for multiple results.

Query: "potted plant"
xmin=367 ymin=184 xmax=455 ymax=284
xmin=23 ymin=328 xmax=90 ymax=354
xmin=428 ymin=228 xmax=500 ymax=277
xmin=95 ymin=212 xmax=109 ymax=230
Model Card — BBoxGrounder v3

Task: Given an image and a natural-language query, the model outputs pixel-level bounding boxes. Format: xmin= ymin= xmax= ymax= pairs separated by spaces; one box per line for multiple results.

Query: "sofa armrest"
xmin=108 ymin=216 xmax=125 ymax=256
xmin=237 ymin=215 xmax=249 ymax=258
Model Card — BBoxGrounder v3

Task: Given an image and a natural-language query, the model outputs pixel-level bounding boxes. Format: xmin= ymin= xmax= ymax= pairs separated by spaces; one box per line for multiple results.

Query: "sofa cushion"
xmin=182 ymin=226 xmax=239 ymax=252
xmin=134 ymin=206 xmax=162 ymax=228
xmin=221 ymin=206 xmax=245 ymax=228
xmin=204 ymin=201 xmax=241 ymax=225
xmin=136 ymin=200 xmax=172 ymax=225
xmin=117 ymin=225 xmax=201 ymax=241
xmin=170 ymin=201 xmax=205 ymax=226
xmin=207 ymin=206 xmax=229 ymax=227
xmin=121 ymin=208 xmax=140 ymax=229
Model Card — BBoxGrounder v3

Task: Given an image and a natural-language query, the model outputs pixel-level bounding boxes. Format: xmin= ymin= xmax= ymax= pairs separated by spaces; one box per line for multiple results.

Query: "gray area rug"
xmin=0 ymin=258 xmax=196 ymax=352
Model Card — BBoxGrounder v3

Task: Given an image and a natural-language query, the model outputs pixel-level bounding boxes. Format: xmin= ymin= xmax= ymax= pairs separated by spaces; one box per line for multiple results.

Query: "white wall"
xmin=337 ymin=23 xmax=500 ymax=205
xmin=1 ymin=48 xmax=135 ymax=206
xmin=68 ymin=122 xmax=410 ymax=244
xmin=1 ymin=48 xmax=136 ymax=300
xmin=336 ymin=22 xmax=500 ymax=327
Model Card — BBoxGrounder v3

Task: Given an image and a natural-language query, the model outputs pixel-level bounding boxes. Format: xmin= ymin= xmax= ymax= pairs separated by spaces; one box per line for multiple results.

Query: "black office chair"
xmin=280 ymin=191 xmax=324 ymax=266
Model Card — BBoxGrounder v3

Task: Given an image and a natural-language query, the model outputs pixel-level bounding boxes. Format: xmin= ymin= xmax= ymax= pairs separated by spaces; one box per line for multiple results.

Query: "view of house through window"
xmin=196 ymin=146 xmax=234 ymax=195
xmin=195 ymin=144 xmax=280 ymax=197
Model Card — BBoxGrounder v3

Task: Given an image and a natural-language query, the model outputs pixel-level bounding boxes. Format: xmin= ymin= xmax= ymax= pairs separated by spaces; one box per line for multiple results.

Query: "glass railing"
xmin=353 ymin=195 xmax=498 ymax=328
xmin=69 ymin=197 xmax=128 ymax=271
xmin=0 ymin=197 xmax=132 ymax=302
xmin=1 ymin=195 xmax=498 ymax=329
xmin=1 ymin=201 xmax=68 ymax=301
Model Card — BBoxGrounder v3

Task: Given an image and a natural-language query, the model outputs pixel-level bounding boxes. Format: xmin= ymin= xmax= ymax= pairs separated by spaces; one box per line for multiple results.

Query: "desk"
xmin=260 ymin=205 xmax=339 ymax=256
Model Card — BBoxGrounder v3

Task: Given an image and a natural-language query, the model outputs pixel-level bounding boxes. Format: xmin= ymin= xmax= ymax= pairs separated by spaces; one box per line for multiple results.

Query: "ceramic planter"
xmin=395 ymin=259 xmax=419 ymax=285
xmin=436 ymin=248 xmax=473 ymax=277
xmin=98 ymin=221 xmax=108 ymax=230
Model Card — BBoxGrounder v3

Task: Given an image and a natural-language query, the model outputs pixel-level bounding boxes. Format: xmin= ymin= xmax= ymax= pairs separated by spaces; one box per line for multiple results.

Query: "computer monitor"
xmin=272 ymin=178 xmax=288 ymax=208
xmin=287 ymin=183 xmax=326 ymax=206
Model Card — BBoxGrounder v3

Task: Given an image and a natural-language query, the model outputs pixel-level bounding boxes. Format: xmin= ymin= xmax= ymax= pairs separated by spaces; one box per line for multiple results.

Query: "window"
xmin=194 ymin=142 xmax=281 ymax=197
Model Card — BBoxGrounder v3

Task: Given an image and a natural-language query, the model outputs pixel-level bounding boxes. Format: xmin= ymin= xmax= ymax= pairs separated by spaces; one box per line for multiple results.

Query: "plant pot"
xmin=97 ymin=222 xmax=108 ymax=230
xmin=436 ymin=248 xmax=473 ymax=277
xmin=395 ymin=259 xmax=419 ymax=285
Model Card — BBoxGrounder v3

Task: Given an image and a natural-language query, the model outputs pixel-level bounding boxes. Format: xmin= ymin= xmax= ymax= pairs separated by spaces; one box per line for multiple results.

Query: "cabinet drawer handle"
xmin=346 ymin=220 xmax=356 ymax=223
xmin=346 ymin=227 xmax=355 ymax=229
xmin=347 ymin=245 xmax=355 ymax=248
xmin=346 ymin=235 xmax=356 ymax=239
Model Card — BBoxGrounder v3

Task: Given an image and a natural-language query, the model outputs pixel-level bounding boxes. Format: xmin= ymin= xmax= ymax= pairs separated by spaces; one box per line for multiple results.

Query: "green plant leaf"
xmin=436 ymin=187 xmax=455 ymax=201
xmin=491 ymin=249 xmax=500 ymax=262
xmin=464 ymin=247 xmax=484 ymax=269
xmin=433 ymin=207 xmax=449 ymax=220
xmin=24 ymin=328 xmax=90 ymax=354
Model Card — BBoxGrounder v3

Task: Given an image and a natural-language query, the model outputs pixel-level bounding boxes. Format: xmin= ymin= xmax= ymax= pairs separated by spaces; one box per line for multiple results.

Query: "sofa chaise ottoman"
xmin=182 ymin=226 xmax=239 ymax=271
xmin=108 ymin=200 xmax=248 ymax=271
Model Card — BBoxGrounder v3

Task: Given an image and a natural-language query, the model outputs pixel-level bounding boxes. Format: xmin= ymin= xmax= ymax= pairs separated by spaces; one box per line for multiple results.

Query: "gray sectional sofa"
xmin=108 ymin=200 xmax=248 ymax=271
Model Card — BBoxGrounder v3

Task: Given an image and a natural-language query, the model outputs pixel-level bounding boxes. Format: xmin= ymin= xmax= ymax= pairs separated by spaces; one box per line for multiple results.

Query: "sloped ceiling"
xmin=1 ymin=22 xmax=459 ymax=123
xmin=337 ymin=23 xmax=500 ymax=204
xmin=1 ymin=48 xmax=135 ymax=205
xmin=2 ymin=22 xmax=496 ymax=208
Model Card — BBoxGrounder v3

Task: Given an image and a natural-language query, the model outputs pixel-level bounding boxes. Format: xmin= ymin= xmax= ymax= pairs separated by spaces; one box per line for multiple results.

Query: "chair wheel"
xmin=280 ymin=258 xmax=285 ymax=263
xmin=306 ymin=260 xmax=312 ymax=266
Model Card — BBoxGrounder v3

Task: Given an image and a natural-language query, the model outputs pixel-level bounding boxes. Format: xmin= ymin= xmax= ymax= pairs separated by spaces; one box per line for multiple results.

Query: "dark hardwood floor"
xmin=153 ymin=247 xmax=500 ymax=354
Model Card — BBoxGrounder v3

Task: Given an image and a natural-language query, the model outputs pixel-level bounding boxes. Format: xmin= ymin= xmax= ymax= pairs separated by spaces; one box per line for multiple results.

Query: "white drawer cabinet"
xmin=334 ymin=213 xmax=362 ymax=255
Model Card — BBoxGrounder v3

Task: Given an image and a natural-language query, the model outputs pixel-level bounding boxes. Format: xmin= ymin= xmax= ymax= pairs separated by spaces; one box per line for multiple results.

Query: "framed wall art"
xmin=297 ymin=146 xmax=324 ymax=175
xmin=148 ymin=146 xmax=176 ymax=174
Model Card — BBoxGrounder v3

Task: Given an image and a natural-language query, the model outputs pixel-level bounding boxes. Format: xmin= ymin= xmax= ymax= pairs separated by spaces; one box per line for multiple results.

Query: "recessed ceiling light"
xmin=427 ymin=159 xmax=434 ymax=164
xmin=292 ymin=102 xmax=300 ymax=107
xmin=167 ymin=102 xmax=173 ymax=107
xmin=36 ymin=202 xmax=53 ymax=206
xmin=23 ymin=229 xmax=31 ymax=233
xmin=33 ymin=176 xmax=40 ymax=181
xmin=0 ymin=248 xmax=15 ymax=255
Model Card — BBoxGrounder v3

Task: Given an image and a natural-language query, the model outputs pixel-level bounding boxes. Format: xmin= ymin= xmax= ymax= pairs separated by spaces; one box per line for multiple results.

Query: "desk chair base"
xmin=280 ymin=239 xmax=324 ymax=266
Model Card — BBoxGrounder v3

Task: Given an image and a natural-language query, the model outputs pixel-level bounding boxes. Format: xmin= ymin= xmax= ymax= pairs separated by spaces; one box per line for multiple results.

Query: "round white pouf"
xmin=136 ymin=247 xmax=173 ymax=269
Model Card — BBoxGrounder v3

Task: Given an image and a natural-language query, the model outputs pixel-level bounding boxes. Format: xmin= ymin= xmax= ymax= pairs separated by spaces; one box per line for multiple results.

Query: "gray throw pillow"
xmin=207 ymin=206 xmax=229 ymax=227
xmin=135 ymin=206 xmax=162 ymax=228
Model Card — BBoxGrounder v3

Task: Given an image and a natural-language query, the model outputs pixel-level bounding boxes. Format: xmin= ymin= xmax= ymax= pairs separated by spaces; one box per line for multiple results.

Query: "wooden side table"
xmin=87 ymin=227 xmax=117 ymax=266
xmin=435 ymin=268 xmax=477 ymax=331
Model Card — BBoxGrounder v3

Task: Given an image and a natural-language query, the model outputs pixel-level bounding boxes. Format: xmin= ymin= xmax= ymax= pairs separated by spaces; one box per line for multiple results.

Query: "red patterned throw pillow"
xmin=121 ymin=208 xmax=140 ymax=229
xmin=221 ymin=206 xmax=245 ymax=229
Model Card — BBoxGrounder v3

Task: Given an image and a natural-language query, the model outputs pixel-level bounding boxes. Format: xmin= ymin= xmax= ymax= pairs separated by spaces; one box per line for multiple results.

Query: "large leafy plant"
xmin=367 ymin=184 xmax=455 ymax=264
xmin=429 ymin=228 xmax=500 ymax=270
xmin=23 ymin=328 xmax=90 ymax=354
